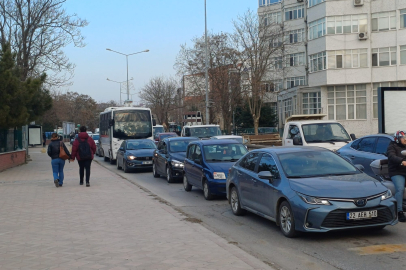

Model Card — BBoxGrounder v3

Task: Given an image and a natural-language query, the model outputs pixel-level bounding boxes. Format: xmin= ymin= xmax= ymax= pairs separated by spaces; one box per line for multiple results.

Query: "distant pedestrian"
xmin=47 ymin=133 xmax=71 ymax=188
xmin=42 ymin=132 xmax=46 ymax=147
xmin=387 ymin=130 xmax=406 ymax=222
xmin=71 ymin=126 xmax=96 ymax=187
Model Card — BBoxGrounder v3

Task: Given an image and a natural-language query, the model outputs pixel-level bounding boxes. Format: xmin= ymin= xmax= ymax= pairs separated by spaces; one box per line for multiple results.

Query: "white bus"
xmin=99 ymin=107 xmax=154 ymax=163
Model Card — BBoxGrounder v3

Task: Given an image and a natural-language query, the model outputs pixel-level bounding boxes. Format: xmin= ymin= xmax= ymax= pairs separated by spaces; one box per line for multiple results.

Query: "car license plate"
xmin=346 ymin=210 xmax=378 ymax=220
xmin=142 ymin=161 xmax=152 ymax=165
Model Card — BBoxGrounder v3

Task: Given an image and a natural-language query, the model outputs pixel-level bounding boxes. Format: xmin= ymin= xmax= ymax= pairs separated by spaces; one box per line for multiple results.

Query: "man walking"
xmin=71 ymin=126 xmax=96 ymax=187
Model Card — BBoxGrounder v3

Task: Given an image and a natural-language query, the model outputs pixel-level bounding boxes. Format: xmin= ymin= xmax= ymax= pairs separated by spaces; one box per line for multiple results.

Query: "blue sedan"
xmin=226 ymin=146 xmax=397 ymax=237
xmin=183 ymin=139 xmax=248 ymax=200
xmin=116 ymin=139 xmax=156 ymax=173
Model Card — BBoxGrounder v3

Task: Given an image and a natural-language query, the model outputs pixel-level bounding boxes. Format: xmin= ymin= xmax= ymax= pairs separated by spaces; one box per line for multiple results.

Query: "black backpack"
xmin=77 ymin=137 xmax=92 ymax=160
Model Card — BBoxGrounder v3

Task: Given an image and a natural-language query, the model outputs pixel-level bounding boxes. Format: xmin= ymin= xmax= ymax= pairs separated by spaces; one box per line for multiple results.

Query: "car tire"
xmin=183 ymin=174 xmax=192 ymax=192
xmin=230 ymin=187 xmax=246 ymax=216
xmin=109 ymin=153 xmax=115 ymax=165
xmin=166 ymin=166 xmax=174 ymax=183
xmin=123 ymin=161 xmax=130 ymax=173
xmin=116 ymin=158 xmax=121 ymax=170
xmin=153 ymin=163 xmax=160 ymax=178
xmin=279 ymin=201 xmax=298 ymax=238
xmin=203 ymin=179 xmax=214 ymax=200
xmin=104 ymin=156 xmax=109 ymax=162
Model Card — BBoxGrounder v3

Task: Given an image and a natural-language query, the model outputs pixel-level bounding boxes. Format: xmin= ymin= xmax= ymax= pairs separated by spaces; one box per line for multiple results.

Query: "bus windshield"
xmin=113 ymin=110 xmax=152 ymax=139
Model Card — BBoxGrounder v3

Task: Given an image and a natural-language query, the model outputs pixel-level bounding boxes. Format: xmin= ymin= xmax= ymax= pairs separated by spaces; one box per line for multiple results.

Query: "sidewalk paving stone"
xmin=0 ymin=147 xmax=274 ymax=270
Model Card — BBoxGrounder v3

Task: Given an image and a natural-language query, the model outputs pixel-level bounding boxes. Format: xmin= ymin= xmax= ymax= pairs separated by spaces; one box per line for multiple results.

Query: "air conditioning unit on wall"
xmin=354 ymin=0 xmax=364 ymax=6
xmin=297 ymin=0 xmax=304 ymax=2
xmin=358 ymin=32 xmax=368 ymax=40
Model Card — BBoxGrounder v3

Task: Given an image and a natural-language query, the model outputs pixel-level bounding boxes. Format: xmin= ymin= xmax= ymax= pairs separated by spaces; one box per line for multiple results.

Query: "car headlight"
xmin=213 ymin=172 xmax=226 ymax=179
xmin=298 ymin=193 xmax=331 ymax=205
xmin=171 ymin=160 xmax=184 ymax=167
xmin=381 ymin=189 xmax=392 ymax=200
xmin=127 ymin=156 xmax=136 ymax=160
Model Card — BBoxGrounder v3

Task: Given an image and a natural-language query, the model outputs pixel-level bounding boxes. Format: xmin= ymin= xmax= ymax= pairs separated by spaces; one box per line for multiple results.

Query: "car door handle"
xmin=350 ymin=156 xmax=355 ymax=159
xmin=237 ymin=171 xmax=242 ymax=176
xmin=251 ymin=178 xmax=257 ymax=183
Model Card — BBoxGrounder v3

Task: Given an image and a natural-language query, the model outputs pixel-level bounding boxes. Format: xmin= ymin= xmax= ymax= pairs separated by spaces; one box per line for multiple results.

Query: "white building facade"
xmin=258 ymin=0 xmax=406 ymax=137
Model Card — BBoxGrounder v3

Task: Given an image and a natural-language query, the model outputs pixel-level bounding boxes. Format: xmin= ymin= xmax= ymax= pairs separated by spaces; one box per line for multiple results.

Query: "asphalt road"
xmin=95 ymin=156 xmax=406 ymax=270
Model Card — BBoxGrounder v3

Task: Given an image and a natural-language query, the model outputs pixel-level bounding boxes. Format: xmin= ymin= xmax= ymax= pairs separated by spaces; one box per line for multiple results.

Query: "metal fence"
xmin=0 ymin=129 xmax=23 ymax=153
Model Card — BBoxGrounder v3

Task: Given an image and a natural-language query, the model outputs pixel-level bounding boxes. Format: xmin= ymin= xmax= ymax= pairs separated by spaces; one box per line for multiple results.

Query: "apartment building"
xmin=258 ymin=0 xmax=406 ymax=136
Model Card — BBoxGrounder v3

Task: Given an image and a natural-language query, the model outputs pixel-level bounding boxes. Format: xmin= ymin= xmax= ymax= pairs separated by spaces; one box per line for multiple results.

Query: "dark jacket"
xmin=47 ymin=138 xmax=71 ymax=160
xmin=71 ymin=132 xmax=96 ymax=161
xmin=387 ymin=141 xmax=406 ymax=177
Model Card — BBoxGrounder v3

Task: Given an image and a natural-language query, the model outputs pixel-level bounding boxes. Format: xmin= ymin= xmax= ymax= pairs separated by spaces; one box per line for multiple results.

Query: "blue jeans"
xmin=391 ymin=175 xmax=405 ymax=212
xmin=51 ymin=158 xmax=65 ymax=186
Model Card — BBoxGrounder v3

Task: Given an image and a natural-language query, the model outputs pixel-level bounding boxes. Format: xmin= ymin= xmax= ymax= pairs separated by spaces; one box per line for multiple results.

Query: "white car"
xmin=211 ymin=135 xmax=244 ymax=144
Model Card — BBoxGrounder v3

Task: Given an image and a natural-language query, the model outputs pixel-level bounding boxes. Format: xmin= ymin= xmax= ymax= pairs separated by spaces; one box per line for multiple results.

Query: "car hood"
xmin=206 ymin=162 xmax=236 ymax=177
xmin=170 ymin=152 xmax=186 ymax=162
xmin=305 ymin=142 xmax=349 ymax=151
xmin=126 ymin=149 xmax=155 ymax=157
xmin=289 ymin=174 xmax=387 ymax=198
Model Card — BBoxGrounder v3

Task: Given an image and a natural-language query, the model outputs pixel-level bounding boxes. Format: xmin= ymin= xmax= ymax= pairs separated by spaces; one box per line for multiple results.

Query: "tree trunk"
xmin=254 ymin=118 xmax=259 ymax=135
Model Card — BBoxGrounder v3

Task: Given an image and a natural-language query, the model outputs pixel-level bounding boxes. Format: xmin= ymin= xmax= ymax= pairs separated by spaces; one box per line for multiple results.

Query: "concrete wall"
xmin=0 ymin=150 xmax=26 ymax=172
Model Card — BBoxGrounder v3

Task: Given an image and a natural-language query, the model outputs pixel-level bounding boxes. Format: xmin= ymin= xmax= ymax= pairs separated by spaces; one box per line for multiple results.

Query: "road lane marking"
xmin=349 ymin=244 xmax=406 ymax=255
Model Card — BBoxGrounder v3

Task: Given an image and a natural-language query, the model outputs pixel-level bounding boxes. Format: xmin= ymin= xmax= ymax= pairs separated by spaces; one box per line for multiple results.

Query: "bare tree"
xmin=231 ymin=9 xmax=285 ymax=135
xmin=139 ymin=76 xmax=178 ymax=129
xmin=0 ymin=0 xmax=88 ymax=86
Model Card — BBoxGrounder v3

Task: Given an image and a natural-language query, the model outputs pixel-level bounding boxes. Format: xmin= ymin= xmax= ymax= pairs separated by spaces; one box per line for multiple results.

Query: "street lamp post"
xmin=107 ymin=78 xmax=133 ymax=105
xmin=106 ymin=48 xmax=149 ymax=105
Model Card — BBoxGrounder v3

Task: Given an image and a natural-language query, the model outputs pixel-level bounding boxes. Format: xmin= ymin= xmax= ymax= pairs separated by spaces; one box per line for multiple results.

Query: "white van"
xmin=181 ymin=125 xmax=222 ymax=139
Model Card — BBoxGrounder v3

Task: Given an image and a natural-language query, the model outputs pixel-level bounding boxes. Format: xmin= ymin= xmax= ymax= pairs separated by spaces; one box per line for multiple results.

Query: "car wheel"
xmin=109 ymin=153 xmax=115 ymax=165
xmin=183 ymin=174 xmax=192 ymax=192
xmin=230 ymin=187 xmax=246 ymax=216
xmin=203 ymin=180 xmax=214 ymax=200
xmin=166 ymin=166 xmax=174 ymax=183
xmin=153 ymin=163 xmax=160 ymax=178
xmin=279 ymin=201 xmax=297 ymax=238
xmin=116 ymin=158 xmax=121 ymax=170
xmin=123 ymin=161 xmax=130 ymax=173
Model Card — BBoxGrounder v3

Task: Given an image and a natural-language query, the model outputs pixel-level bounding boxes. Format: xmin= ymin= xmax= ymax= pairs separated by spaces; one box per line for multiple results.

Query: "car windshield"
xmin=190 ymin=127 xmax=222 ymax=138
xmin=113 ymin=110 xmax=152 ymax=139
xmin=278 ymin=150 xmax=359 ymax=178
xmin=127 ymin=140 xmax=156 ymax=150
xmin=302 ymin=123 xmax=351 ymax=143
xmin=92 ymin=135 xmax=99 ymax=140
xmin=169 ymin=140 xmax=196 ymax=152
xmin=203 ymin=143 xmax=248 ymax=162
xmin=153 ymin=126 xmax=164 ymax=135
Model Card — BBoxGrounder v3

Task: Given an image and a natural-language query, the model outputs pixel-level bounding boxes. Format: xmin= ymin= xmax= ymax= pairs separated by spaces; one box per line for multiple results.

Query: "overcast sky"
xmin=63 ymin=0 xmax=258 ymax=104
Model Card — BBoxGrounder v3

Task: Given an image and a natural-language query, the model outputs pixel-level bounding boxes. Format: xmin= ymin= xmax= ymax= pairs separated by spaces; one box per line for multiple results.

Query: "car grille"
xmin=135 ymin=157 xmax=152 ymax=161
xmin=321 ymin=206 xmax=393 ymax=228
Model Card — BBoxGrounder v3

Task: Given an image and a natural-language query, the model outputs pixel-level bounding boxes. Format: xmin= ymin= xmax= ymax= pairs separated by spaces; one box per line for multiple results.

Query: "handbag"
xmin=59 ymin=142 xmax=70 ymax=160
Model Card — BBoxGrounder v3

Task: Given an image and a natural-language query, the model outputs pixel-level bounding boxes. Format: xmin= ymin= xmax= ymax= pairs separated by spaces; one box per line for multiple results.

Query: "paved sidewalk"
xmin=0 ymin=147 xmax=273 ymax=270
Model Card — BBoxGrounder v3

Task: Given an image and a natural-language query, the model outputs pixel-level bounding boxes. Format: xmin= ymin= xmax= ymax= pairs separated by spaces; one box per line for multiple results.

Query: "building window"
xmin=327 ymin=14 xmax=368 ymax=34
xmin=327 ymin=85 xmax=367 ymax=120
xmin=271 ymin=36 xmax=283 ymax=48
xmin=283 ymin=98 xmax=292 ymax=119
xmin=287 ymin=52 xmax=305 ymax=67
xmin=286 ymin=76 xmax=305 ymax=89
xmin=273 ymin=56 xmax=283 ymax=69
xmin=327 ymin=49 xmax=368 ymax=69
xmin=372 ymin=47 xmax=397 ymax=67
xmin=261 ymin=11 xmax=282 ymax=25
xmin=372 ymin=82 xmax=398 ymax=118
xmin=309 ymin=52 xmax=326 ymax=72
xmin=309 ymin=18 xmax=326 ymax=40
xmin=285 ymin=5 xmax=304 ymax=21
xmin=401 ymin=45 xmax=406 ymax=65
xmin=309 ymin=0 xmax=325 ymax=8
xmin=285 ymin=28 xmax=305 ymax=44
xmin=271 ymin=80 xmax=283 ymax=92
xmin=372 ymin=11 xmax=396 ymax=31
xmin=303 ymin=92 xmax=321 ymax=114
xmin=259 ymin=0 xmax=282 ymax=7
xmin=401 ymin=9 xmax=406 ymax=29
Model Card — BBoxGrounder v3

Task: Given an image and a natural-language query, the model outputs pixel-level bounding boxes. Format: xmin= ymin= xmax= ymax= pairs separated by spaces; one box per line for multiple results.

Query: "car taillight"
xmin=229 ymin=168 xmax=232 ymax=174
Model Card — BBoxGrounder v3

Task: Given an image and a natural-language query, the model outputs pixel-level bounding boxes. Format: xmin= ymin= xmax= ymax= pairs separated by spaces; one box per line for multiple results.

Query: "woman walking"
xmin=47 ymin=133 xmax=71 ymax=187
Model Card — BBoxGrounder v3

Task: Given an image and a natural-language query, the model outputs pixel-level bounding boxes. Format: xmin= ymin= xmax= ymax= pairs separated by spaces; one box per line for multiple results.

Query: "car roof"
xmin=354 ymin=134 xmax=394 ymax=140
xmin=159 ymin=132 xmax=177 ymax=135
xmin=184 ymin=125 xmax=219 ymax=128
xmin=212 ymin=135 xmax=242 ymax=139
xmin=126 ymin=139 xmax=153 ymax=143
xmin=165 ymin=137 xmax=199 ymax=142
xmin=250 ymin=146 xmax=329 ymax=154
xmin=192 ymin=139 xmax=243 ymax=146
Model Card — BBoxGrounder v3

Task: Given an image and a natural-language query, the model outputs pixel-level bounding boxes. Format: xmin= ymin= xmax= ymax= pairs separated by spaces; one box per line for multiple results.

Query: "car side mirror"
xmin=401 ymin=150 xmax=406 ymax=156
xmin=194 ymin=159 xmax=201 ymax=165
xmin=119 ymin=147 xmax=124 ymax=151
xmin=153 ymin=119 xmax=156 ymax=126
xmin=109 ymin=119 xmax=115 ymax=126
xmin=354 ymin=164 xmax=364 ymax=172
xmin=350 ymin=134 xmax=356 ymax=141
xmin=293 ymin=137 xmax=302 ymax=145
xmin=258 ymin=171 xmax=273 ymax=182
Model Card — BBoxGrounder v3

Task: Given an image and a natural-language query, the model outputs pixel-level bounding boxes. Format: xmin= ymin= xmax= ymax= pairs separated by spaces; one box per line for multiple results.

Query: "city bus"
xmin=99 ymin=107 xmax=154 ymax=163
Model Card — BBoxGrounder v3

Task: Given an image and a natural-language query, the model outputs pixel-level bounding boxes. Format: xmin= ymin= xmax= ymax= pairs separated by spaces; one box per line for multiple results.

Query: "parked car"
xmin=211 ymin=135 xmax=244 ymax=144
xmin=336 ymin=134 xmax=393 ymax=179
xmin=116 ymin=139 xmax=157 ymax=173
xmin=70 ymin=134 xmax=78 ymax=145
xmin=91 ymin=133 xmax=99 ymax=144
xmin=183 ymin=139 xmax=248 ymax=200
xmin=226 ymin=146 xmax=397 ymax=238
xmin=154 ymin=132 xmax=178 ymax=145
xmin=95 ymin=142 xmax=102 ymax=157
xmin=153 ymin=137 xmax=199 ymax=183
